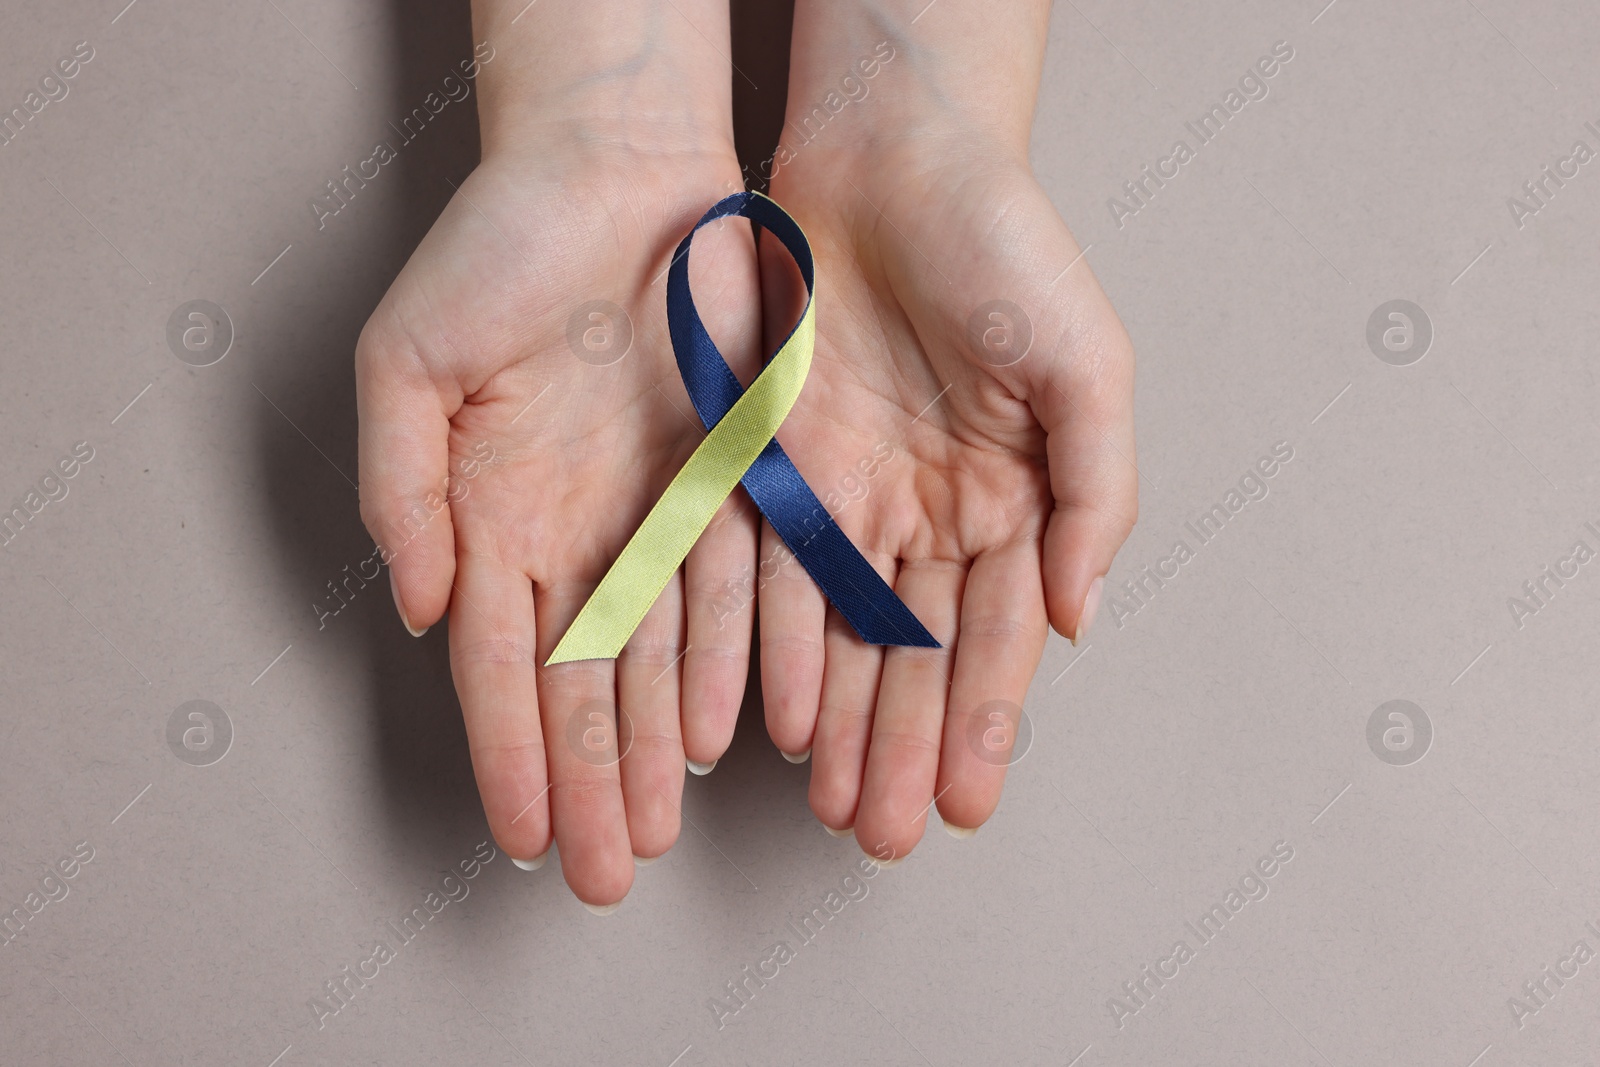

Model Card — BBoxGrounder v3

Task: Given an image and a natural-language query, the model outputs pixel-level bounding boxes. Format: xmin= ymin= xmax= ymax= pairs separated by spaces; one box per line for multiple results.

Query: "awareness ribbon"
xmin=547 ymin=191 xmax=938 ymax=665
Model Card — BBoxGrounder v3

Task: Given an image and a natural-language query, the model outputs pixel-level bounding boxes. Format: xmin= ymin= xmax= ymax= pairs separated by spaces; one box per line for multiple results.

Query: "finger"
xmin=753 ymin=212 xmax=828 ymax=763
xmin=935 ymin=539 xmax=1048 ymax=834
xmin=808 ymin=552 xmax=896 ymax=834
xmin=854 ymin=559 xmax=964 ymax=862
xmin=681 ymin=492 xmax=758 ymax=766
xmin=355 ymin=322 xmax=459 ymax=636
xmin=534 ymin=582 xmax=634 ymax=910
xmin=757 ymin=521 xmax=828 ymax=762
xmin=615 ymin=572 xmax=687 ymax=861
xmin=1027 ymin=284 xmax=1138 ymax=644
xmin=447 ymin=551 xmax=550 ymax=865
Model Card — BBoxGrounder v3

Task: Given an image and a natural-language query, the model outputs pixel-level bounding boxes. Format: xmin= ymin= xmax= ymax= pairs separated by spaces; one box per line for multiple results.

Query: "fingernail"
xmin=1072 ymin=575 xmax=1104 ymax=646
xmin=823 ymin=824 xmax=852 ymax=838
xmin=781 ymin=747 xmax=811 ymax=764
xmin=511 ymin=850 xmax=549 ymax=871
xmin=634 ymin=854 xmax=657 ymax=867
xmin=583 ymin=900 xmax=622 ymax=916
xmin=389 ymin=569 xmax=427 ymax=638
xmin=870 ymin=855 xmax=904 ymax=869
xmin=686 ymin=758 xmax=717 ymax=776
xmin=942 ymin=819 xmax=977 ymax=839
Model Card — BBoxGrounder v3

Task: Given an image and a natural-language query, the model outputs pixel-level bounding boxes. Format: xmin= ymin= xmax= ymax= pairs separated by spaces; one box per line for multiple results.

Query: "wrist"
xmin=773 ymin=0 xmax=1048 ymax=175
xmin=475 ymin=95 xmax=740 ymax=185
xmin=469 ymin=0 xmax=739 ymax=174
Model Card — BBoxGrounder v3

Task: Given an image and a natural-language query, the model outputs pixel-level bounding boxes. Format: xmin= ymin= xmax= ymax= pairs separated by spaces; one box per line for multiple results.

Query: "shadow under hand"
xmin=250 ymin=0 xmax=484 ymax=878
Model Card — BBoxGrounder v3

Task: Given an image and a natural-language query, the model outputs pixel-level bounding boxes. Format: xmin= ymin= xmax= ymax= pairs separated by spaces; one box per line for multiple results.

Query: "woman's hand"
xmin=761 ymin=3 xmax=1138 ymax=857
xmin=356 ymin=0 xmax=758 ymax=911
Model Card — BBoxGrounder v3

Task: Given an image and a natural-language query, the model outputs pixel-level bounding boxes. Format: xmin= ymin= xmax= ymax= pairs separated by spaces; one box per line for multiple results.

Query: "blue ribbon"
xmin=666 ymin=191 xmax=938 ymax=649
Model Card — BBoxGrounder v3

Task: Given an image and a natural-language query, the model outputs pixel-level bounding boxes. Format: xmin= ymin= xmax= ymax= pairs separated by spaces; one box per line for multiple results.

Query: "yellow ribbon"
xmin=546 ymin=241 xmax=814 ymax=664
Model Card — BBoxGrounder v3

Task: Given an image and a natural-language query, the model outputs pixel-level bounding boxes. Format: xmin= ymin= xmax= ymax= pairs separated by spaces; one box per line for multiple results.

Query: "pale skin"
xmin=358 ymin=0 xmax=1136 ymax=908
xmin=758 ymin=0 xmax=1136 ymax=853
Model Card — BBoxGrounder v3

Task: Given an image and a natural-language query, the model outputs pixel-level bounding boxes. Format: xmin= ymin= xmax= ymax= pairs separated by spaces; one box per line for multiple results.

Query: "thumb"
xmin=1026 ymin=279 xmax=1138 ymax=644
xmin=356 ymin=322 xmax=459 ymax=637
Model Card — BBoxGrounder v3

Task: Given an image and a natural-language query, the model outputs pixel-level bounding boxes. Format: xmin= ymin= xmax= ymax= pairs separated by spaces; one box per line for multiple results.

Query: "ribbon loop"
xmin=548 ymin=191 xmax=937 ymax=665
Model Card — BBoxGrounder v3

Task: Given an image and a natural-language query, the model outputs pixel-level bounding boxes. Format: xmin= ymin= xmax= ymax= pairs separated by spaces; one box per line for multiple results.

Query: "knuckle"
xmin=685 ymin=641 xmax=747 ymax=668
xmin=1059 ymin=313 xmax=1135 ymax=407
xmin=620 ymin=636 xmax=684 ymax=668
xmin=624 ymin=728 xmax=680 ymax=758
xmin=552 ymin=773 xmax=618 ymax=816
xmin=819 ymin=700 xmax=873 ymax=732
xmin=454 ymin=635 xmax=537 ymax=668
xmin=760 ymin=632 xmax=825 ymax=661
xmin=870 ymin=727 xmax=942 ymax=760
xmin=474 ymin=734 xmax=548 ymax=770
xmin=959 ymin=612 xmax=1043 ymax=643
xmin=1099 ymin=493 xmax=1139 ymax=539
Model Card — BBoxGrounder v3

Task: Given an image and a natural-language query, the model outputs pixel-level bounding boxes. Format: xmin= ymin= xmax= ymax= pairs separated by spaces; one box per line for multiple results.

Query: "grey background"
xmin=1 ymin=0 xmax=1595 ymax=1064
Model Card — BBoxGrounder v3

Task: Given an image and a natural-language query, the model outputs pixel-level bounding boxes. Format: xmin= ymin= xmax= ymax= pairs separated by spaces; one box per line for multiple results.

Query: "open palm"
xmin=357 ymin=151 xmax=761 ymax=910
xmin=760 ymin=144 xmax=1138 ymax=857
